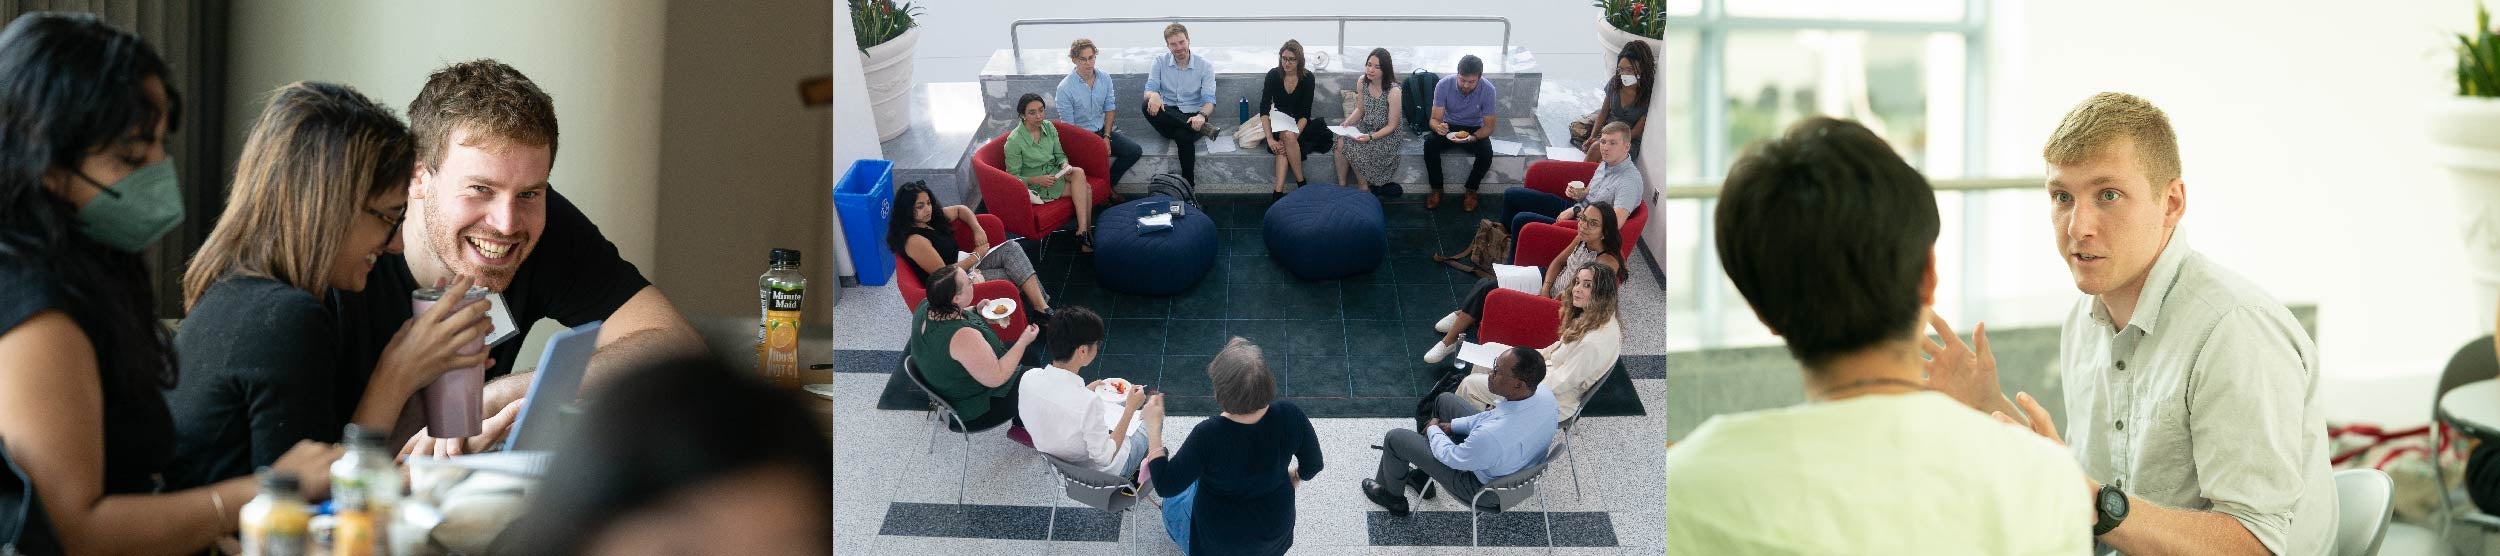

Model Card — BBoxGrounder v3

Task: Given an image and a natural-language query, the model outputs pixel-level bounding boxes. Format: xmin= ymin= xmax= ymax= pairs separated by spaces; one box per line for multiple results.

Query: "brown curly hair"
xmin=407 ymin=59 xmax=558 ymax=171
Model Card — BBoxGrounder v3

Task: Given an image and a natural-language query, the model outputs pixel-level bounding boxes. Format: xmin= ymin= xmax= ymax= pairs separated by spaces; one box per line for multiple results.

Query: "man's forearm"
xmin=2100 ymin=496 xmax=2271 ymax=556
xmin=585 ymin=327 xmax=709 ymax=390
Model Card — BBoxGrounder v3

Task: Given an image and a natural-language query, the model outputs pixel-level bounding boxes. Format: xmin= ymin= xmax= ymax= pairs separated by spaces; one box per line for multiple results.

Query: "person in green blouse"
xmin=1007 ymin=93 xmax=1097 ymax=252
xmin=910 ymin=266 xmax=1039 ymax=430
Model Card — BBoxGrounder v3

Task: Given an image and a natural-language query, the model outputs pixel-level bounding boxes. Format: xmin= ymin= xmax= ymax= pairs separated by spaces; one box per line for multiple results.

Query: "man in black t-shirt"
xmin=331 ymin=59 xmax=705 ymax=455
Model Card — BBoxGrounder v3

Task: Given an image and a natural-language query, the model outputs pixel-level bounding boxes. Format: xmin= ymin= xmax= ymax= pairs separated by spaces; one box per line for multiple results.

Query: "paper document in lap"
xmin=1493 ymin=264 xmax=1541 ymax=293
xmin=1458 ymin=341 xmax=1514 ymax=369
xmin=1327 ymin=125 xmax=1361 ymax=137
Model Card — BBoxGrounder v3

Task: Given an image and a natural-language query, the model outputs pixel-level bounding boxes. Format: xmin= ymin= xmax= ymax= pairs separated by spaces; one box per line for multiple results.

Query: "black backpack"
xmin=1402 ymin=69 xmax=1439 ymax=134
xmin=1146 ymin=173 xmax=1199 ymax=209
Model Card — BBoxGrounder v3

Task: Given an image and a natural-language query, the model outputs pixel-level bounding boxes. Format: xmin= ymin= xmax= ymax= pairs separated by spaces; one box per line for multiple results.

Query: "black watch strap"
xmin=2092 ymin=483 xmax=2129 ymax=536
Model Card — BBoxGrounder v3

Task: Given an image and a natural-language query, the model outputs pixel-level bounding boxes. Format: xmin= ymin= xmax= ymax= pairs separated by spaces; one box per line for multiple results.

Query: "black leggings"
xmin=2472 ymin=441 xmax=2500 ymax=514
xmin=1459 ymin=277 xmax=1499 ymax=321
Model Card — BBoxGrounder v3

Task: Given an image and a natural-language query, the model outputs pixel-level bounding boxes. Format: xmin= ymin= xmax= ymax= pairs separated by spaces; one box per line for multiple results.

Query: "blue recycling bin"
xmin=833 ymin=159 xmax=897 ymax=286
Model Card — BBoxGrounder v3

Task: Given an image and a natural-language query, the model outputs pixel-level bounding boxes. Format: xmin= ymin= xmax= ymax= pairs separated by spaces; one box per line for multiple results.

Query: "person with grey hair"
xmin=1143 ymin=338 xmax=1322 ymax=556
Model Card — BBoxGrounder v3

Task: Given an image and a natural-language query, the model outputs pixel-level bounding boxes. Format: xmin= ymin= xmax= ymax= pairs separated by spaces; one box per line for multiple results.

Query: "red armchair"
xmin=1513 ymin=221 xmax=1578 ymax=268
xmin=894 ymin=213 xmax=1029 ymax=342
xmin=1524 ymin=160 xmax=1649 ymax=262
xmin=1480 ymin=288 xmax=1562 ymax=350
xmin=971 ymin=120 xmax=1116 ymax=240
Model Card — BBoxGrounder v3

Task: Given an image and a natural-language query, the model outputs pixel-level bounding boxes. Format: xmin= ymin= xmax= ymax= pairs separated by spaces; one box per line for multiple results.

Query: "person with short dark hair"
xmin=1056 ymin=38 xmax=1140 ymax=188
xmin=1140 ymin=23 xmax=1219 ymax=185
xmin=908 ymin=267 xmax=1038 ymax=431
xmin=1664 ymin=117 xmax=2088 ymax=553
xmin=1144 ymin=338 xmax=1322 ymax=556
xmin=492 ymin=357 xmax=832 ymax=556
xmin=1360 ymin=346 xmax=1555 ymax=515
xmin=1422 ymin=54 xmax=1497 ymax=211
xmin=1018 ymin=306 xmax=1154 ymax=479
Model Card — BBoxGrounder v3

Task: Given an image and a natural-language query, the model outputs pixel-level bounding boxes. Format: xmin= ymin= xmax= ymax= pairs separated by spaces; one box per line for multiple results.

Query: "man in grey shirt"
xmin=1928 ymin=92 xmax=2336 ymax=555
xmin=1501 ymin=121 xmax=1647 ymax=237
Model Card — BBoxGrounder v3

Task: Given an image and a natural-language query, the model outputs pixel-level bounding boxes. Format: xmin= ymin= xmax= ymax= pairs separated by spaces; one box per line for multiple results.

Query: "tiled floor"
xmin=830 ymin=192 xmax=1666 ymax=553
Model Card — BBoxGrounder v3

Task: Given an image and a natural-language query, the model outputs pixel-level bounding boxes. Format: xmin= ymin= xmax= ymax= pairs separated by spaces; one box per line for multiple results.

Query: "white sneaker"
xmin=1422 ymin=340 xmax=1459 ymax=364
xmin=1434 ymin=312 xmax=1460 ymax=334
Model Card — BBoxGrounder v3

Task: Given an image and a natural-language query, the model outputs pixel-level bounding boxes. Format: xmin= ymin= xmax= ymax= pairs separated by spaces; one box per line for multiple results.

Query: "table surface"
xmin=2443 ymin=379 xmax=2500 ymax=437
xmin=691 ymin=317 xmax=835 ymax=433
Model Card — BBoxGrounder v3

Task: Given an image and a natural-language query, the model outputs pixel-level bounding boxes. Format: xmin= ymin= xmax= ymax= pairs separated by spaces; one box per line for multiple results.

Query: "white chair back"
xmin=2333 ymin=468 xmax=2392 ymax=556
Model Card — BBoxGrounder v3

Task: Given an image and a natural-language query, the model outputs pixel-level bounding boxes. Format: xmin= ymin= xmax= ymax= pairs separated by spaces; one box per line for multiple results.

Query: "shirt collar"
xmin=1162 ymin=51 xmax=1193 ymax=71
xmin=2089 ymin=228 xmax=2190 ymax=334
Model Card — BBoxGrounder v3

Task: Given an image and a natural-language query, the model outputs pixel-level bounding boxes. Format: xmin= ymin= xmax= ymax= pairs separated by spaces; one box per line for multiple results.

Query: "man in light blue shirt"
xmin=1138 ymin=23 xmax=1219 ymax=185
xmin=1361 ymin=346 xmax=1558 ymax=515
xmin=1056 ymin=38 xmax=1139 ymax=188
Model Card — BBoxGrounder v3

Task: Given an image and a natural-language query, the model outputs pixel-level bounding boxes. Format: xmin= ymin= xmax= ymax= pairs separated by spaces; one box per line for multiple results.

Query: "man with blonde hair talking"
xmin=1928 ymin=92 xmax=2336 ymax=554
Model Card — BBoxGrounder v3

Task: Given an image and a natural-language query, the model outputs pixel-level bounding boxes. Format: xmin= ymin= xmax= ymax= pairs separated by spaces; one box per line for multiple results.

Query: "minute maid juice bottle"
xmin=757 ymin=248 xmax=806 ymax=388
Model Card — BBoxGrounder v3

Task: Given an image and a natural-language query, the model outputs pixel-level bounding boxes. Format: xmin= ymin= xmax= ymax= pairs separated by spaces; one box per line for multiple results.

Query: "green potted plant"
xmin=1594 ymin=0 xmax=1664 ymax=57
xmin=853 ymin=0 xmax=924 ymax=141
xmin=2434 ymin=1 xmax=2500 ymax=330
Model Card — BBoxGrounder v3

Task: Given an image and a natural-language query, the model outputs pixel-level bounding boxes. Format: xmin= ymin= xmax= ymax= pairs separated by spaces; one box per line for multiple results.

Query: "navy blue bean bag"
xmin=1094 ymin=195 xmax=1219 ymax=296
xmin=1263 ymin=185 xmax=1387 ymax=280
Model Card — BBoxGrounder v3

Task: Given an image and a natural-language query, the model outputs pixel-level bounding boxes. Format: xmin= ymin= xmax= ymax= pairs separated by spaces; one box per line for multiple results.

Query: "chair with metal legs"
xmin=2433 ymin=337 xmax=2500 ymax=553
xmin=1466 ymin=435 xmax=1568 ymax=547
xmin=1041 ymin=453 xmax=1146 ymax=555
xmin=1553 ymin=358 xmax=1619 ymax=502
xmin=902 ymin=356 xmax=1013 ymax=506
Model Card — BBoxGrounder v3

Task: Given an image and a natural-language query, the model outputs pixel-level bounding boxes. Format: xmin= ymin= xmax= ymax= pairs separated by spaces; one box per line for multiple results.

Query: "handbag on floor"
xmin=1146 ymin=173 xmax=1199 ymax=210
xmin=1432 ymin=219 xmax=1511 ymax=278
xmin=1568 ymin=109 xmax=1601 ymax=147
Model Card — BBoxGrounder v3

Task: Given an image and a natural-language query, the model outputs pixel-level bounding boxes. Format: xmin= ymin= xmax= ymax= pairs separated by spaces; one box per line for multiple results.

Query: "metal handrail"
xmin=1661 ymin=176 xmax=2042 ymax=199
xmin=1008 ymin=15 xmax=1511 ymax=73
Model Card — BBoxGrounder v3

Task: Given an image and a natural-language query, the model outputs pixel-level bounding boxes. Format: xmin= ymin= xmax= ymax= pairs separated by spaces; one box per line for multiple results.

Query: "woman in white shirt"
xmin=1458 ymin=265 xmax=1624 ymax=421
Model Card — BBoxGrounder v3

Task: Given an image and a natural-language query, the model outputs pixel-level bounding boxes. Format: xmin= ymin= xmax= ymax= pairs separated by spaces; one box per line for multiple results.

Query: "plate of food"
xmin=1094 ymin=377 xmax=1136 ymax=402
xmin=979 ymin=298 xmax=1018 ymax=323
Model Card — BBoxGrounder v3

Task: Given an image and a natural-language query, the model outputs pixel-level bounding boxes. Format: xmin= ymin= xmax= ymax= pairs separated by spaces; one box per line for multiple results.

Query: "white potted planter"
xmin=1597 ymin=17 xmax=1648 ymax=58
xmin=2431 ymin=96 xmax=2500 ymax=330
xmin=861 ymin=26 xmax=918 ymax=142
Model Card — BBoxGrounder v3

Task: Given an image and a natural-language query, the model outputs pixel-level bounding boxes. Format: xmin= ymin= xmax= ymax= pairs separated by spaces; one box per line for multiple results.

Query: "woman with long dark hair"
xmin=1585 ymin=40 xmax=1653 ymax=162
xmin=1332 ymin=48 xmax=1406 ymax=193
xmin=0 ymin=12 xmax=341 ymax=554
xmin=886 ymin=180 xmax=1050 ymax=315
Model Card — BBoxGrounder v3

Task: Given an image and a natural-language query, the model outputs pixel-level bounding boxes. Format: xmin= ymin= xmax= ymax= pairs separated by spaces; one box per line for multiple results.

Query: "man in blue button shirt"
xmin=1056 ymin=38 xmax=1139 ymax=189
xmin=1139 ymin=23 xmax=1220 ymax=185
xmin=1361 ymin=346 xmax=1558 ymax=515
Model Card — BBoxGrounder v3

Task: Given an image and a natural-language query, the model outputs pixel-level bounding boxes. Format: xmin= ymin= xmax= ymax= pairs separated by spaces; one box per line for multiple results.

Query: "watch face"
xmin=2100 ymin=488 xmax=2128 ymax=518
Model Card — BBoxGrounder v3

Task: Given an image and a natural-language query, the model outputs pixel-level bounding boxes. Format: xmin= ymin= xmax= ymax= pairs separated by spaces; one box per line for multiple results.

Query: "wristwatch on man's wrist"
xmin=2092 ymin=482 xmax=2129 ymax=536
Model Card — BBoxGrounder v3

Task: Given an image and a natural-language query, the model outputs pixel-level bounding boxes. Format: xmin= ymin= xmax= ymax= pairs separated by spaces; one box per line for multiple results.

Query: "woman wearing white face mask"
xmin=0 ymin=12 xmax=346 ymax=555
xmin=1583 ymin=41 xmax=1653 ymax=163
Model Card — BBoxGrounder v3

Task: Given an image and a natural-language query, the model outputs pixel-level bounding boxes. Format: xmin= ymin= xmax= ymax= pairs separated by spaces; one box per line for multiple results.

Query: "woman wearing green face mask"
xmin=0 ymin=12 xmax=344 ymax=555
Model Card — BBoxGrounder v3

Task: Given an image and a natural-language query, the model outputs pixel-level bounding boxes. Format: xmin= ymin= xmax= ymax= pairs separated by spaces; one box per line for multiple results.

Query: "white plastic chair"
xmin=2335 ymin=468 xmax=2394 ymax=556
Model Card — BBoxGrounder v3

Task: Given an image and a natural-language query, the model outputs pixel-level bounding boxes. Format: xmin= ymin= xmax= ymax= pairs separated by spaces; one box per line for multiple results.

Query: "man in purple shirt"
xmin=1425 ymin=55 xmax=1498 ymax=211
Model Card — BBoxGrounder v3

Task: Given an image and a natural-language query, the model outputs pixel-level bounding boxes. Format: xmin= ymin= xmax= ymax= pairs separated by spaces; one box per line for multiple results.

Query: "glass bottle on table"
xmin=329 ymin=424 xmax=396 ymax=556
xmin=238 ymin=470 xmax=310 ymax=556
xmin=756 ymin=248 xmax=807 ymax=388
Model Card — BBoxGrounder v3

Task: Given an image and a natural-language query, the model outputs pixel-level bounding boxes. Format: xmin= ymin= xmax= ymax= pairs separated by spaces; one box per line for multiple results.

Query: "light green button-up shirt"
xmin=2059 ymin=232 xmax=2338 ymax=555
xmin=1004 ymin=121 xmax=1071 ymax=201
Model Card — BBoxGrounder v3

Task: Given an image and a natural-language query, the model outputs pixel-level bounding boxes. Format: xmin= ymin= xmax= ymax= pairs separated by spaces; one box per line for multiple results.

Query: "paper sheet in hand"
xmin=1458 ymin=341 xmax=1514 ymax=369
xmin=1327 ymin=125 xmax=1362 ymax=137
xmin=483 ymin=293 xmax=519 ymax=346
xmin=1266 ymin=110 xmax=1297 ymax=131
xmin=1489 ymin=139 xmax=1524 ymax=156
xmin=442 ymin=451 xmax=552 ymax=478
xmin=1493 ymin=264 xmax=1541 ymax=294
xmin=1203 ymin=137 xmax=1238 ymax=154
xmin=957 ymin=251 xmax=975 ymax=263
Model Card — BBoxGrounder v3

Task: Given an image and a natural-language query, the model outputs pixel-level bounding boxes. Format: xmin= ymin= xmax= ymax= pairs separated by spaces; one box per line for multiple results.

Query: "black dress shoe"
xmin=1272 ymin=191 xmax=1285 ymax=202
xmin=1360 ymin=479 xmax=1411 ymax=516
xmin=1404 ymin=471 xmax=1437 ymax=499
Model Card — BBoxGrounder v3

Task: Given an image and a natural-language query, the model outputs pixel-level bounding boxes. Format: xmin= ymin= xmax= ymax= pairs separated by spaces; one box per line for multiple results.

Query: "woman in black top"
xmin=166 ymin=82 xmax=495 ymax=490
xmin=0 ymin=12 xmax=342 ymax=554
xmin=1147 ymin=338 xmax=1322 ymax=556
xmin=885 ymin=181 xmax=1050 ymax=315
xmin=1258 ymin=39 xmax=1332 ymax=200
